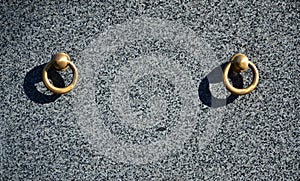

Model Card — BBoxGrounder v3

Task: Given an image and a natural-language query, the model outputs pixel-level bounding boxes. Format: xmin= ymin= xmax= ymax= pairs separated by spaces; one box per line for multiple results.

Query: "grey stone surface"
xmin=0 ymin=0 xmax=299 ymax=180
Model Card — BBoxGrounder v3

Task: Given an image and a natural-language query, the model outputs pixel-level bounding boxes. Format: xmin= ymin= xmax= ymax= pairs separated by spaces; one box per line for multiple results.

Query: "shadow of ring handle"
xmin=42 ymin=53 xmax=78 ymax=94
xmin=223 ymin=54 xmax=259 ymax=95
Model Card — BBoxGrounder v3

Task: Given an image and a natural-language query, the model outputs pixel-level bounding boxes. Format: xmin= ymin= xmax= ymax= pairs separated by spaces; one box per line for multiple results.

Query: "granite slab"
xmin=0 ymin=0 xmax=299 ymax=180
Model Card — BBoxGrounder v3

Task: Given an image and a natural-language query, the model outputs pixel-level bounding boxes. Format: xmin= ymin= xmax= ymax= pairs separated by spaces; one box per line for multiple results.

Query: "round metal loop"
xmin=223 ymin=57 xmax=259 ymax=95
xmin=42 ymin=53 xmax=78 ymax=94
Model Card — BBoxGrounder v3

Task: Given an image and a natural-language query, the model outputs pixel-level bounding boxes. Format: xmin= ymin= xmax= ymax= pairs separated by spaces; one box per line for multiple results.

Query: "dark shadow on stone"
xmin=23 ymin=63 xmax=65 ymax=104
xmin=198 ymin=62 xmax=243 ymax=108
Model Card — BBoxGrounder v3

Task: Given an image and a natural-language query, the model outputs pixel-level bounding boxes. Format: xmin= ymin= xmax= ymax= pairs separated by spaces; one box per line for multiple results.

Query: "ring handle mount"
xmin=223 ymin=53 xmax=259 ymax=95
xmin=42 ymin=52 xmax=78 ymax=94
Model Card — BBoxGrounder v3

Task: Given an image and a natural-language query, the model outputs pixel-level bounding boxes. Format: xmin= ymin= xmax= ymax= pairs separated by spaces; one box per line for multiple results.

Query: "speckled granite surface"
xmin=0 ymin=0 xmax=299 ymax=180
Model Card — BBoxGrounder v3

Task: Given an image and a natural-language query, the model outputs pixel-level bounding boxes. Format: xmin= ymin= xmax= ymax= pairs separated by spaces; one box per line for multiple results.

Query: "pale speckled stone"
xmin=0 ymin=0 xmax=299 ymax=180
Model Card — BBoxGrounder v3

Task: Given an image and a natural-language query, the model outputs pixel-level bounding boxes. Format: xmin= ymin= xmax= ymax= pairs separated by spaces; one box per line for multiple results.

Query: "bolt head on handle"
xmin=52 ymin=53 xmax=70 ymax=71
xmin=223 ymin=53 xmax=259 ymax=95
xmin=42 ymin=52 xmax=78 ymax=94
xmin=231 ymin=54 xmax=250 ymax=73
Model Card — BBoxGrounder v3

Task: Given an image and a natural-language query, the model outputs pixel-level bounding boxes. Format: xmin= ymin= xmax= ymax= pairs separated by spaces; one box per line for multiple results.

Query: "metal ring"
xmin=42 ymin=53 xmax=78 ymax=94
xmin=223 ymin=60 xmax=259 ymax=95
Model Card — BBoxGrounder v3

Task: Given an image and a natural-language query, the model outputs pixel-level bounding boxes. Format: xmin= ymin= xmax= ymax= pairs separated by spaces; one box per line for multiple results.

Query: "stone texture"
xmin=0 ymin=0 xmax=299 ymax=180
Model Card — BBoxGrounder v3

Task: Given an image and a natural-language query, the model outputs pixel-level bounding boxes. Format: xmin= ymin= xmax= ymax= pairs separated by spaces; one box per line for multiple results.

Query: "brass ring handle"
xmin=42 ymin=52 xmax=78 ymax=94
xmin=223 ymin=53 xmax=259 ymax=95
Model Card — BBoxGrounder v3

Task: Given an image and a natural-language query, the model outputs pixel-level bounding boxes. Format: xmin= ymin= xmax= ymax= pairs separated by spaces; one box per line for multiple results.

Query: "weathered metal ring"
xmin=223 ymin=54 xmax=259 ymax=95
xmin=42 ymin=53 xmax=78 ymax=94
